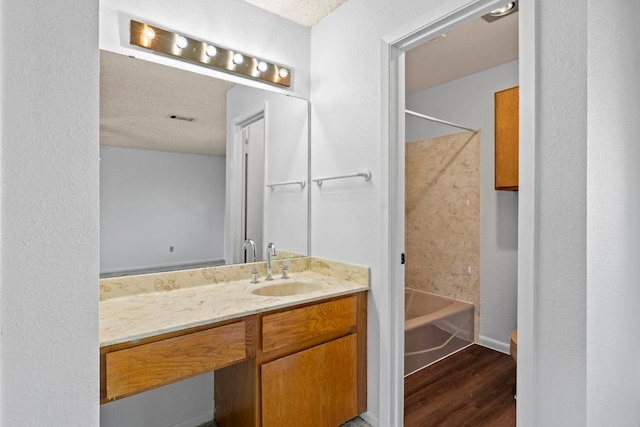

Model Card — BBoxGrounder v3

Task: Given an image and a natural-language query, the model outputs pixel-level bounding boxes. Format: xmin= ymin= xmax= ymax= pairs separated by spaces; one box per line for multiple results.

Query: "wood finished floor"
xmin=404 ymin=344 xmax=516 ymax=427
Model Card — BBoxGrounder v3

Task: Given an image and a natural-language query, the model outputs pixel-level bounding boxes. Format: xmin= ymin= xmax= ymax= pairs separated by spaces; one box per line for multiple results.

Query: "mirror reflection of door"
xmin=241 ymin=116 xmax=265 ymax=262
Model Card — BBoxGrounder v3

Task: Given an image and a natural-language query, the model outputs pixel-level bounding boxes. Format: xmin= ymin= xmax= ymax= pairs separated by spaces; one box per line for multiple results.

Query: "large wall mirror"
xmin=100 ymin=50 xmax=309 ymax=277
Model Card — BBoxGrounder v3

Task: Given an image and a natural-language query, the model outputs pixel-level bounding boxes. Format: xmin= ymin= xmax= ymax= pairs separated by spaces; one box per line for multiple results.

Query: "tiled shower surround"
xmin=405 ymin=130 xmax=481 ymax=339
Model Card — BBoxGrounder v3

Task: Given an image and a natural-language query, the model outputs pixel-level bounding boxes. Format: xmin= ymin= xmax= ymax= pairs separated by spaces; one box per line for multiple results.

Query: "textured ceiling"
xmin=100 ymin=51 xmax=234 ymax=156
xmin=406 ymin=12 xmax=519 ymax=94
xmin=242 ymin=0 xmax=349 ymax=27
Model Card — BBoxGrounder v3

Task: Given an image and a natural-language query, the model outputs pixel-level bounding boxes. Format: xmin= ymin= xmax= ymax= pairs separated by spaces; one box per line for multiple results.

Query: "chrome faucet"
xmin=265 ymin=242 xmax=276 ymax=281
xmin=242 ymin=239 xmax=257 ymax=263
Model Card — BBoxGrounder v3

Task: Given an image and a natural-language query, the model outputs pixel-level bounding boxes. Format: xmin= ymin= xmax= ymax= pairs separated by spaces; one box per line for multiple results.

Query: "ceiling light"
xmin=205 ymin=45 xmax=218 ymax=57
xmin=142 ymin=27 xmax=155 ymax=40
xmin=489 ymin=2 xmax=516 ymax=16
xmin=176 ymin=36 xmax=188 ymax=49
xmin=130 ymin=20 xmax=292 ymax=87
xmin=482 ymin=1 xmax=518 ymax=22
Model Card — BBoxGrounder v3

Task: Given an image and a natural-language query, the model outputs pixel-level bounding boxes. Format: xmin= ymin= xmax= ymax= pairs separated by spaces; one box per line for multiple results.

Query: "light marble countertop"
xmin=100 ymin=270 xmax=368 ymax=347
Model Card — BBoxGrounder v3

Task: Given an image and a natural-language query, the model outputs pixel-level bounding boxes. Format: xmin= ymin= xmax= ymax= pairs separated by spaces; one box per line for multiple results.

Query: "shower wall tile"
xmin=405 ymin=130 xmax=481 ymax=339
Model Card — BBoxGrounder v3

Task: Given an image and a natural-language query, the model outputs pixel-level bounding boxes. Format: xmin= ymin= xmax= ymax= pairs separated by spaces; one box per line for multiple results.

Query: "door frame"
xmin=225 ymin=107 xmax=267 ymax=265
xmin=379 ymin=1 xmax=538 ymax=425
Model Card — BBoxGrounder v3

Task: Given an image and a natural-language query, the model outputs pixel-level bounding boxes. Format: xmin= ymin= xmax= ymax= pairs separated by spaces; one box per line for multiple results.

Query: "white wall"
xmin=226 ymin=85 xmax=309 ymax=263
xmin=310 ymin=0 xmax=472 ymax=424
xmin=406 ymin=60 xmax=519 ymax=353
xmin=312 ymin=0 xmax=596 ymax=425
xmin=519 ymin=1 xmax=587 ymax=424
xmin=0 ymin=1 xmax=100 ymax=426
xmin=586 ymin=0 xmax=640 ymax=425
xmin=100 ymin=147 xmax=226 ymax=274
xmin=99 ymin=0 xmax=311 ymax=98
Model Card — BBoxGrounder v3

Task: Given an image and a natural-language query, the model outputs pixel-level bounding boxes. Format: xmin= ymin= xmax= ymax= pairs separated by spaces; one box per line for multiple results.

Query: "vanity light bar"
xmin=129 ymin=20 xmax=291 ymax=87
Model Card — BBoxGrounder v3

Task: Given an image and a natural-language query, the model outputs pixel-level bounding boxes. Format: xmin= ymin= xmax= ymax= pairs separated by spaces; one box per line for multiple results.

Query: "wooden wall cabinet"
xmin=495 ymin=86 xmax=519 ymax=191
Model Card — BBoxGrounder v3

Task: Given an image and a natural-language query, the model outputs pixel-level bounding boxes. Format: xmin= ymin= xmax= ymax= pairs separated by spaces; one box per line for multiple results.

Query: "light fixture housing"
xmin=482 ymin=1 xmax=518 ymax=22
xmin=130 ymin=20 xmax=291 ymax=87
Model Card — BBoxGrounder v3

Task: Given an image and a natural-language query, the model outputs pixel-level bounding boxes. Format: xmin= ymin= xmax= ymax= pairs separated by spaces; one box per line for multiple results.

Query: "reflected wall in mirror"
xmin=100 ymin=50 xmax=309 ymax=277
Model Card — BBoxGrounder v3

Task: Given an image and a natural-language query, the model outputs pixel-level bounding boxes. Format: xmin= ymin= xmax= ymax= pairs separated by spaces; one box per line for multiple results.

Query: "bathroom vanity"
xmin=100 ymin=258 xmax=368 ymax=427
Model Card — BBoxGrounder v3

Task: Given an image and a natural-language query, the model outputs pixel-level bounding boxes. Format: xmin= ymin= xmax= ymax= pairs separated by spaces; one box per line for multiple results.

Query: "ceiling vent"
xmin=168 ymin=114 xmax=196 ymax=122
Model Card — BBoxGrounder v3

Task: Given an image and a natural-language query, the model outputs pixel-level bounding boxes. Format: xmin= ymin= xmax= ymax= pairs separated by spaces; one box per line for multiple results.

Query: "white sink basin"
xmin=251 ymin=282 xmax=322 ymax=297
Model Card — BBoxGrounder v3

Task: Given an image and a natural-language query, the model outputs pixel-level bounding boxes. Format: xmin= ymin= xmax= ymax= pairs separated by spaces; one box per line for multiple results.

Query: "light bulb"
xmin=176 ymin=36 xmax=188 ymax=49
xmin=278 ymin=68 xmax=289 ymax=79
xmin=233 ymin=53 xmax=244 ymax=65
xmin=206 ymin=45 xmax=218 ymax=57
xmin=257 ymin=61 xmax=268 ymax=72
xmin=143 ymin=27 xmax=155 ymax=40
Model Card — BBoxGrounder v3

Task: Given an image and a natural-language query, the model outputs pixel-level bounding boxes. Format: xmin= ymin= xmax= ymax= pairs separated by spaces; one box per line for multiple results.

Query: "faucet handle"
xmin=250 ymin=268 xmax=259 ymax=284
xmin=281 ymin=264 xmax=289 ymax=279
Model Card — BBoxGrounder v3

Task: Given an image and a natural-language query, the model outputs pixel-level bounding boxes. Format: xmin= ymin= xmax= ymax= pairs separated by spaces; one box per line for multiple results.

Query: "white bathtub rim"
xmin=404 ymin=287 xmax=474 ymax=307
xmin=404 ymin=288 xmax=474 ymax=332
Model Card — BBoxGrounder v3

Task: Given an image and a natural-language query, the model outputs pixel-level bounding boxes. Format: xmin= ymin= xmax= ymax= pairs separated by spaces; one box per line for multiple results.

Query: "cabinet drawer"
xmin=105 ymin=321 xmax=246 ymax=400
xmin=262 ymin=296 xmax=356 ymax=353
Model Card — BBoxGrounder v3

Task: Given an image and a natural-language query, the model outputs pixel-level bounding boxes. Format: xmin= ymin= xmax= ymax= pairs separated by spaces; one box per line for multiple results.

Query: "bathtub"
xmin=404 ymin=288 xmax=474 ymax=376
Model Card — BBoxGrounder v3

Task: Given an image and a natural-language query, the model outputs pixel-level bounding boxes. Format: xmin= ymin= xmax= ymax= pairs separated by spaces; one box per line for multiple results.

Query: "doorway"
xmin=381 ymin=0 xmax=536 ymax=424
xmin=240 ymin=116 xmax=266 ymax=262
xmin=403 ymin=6 xmax=518 ymax=368
xmin=226 ymin=109 xmax=267 ymax=265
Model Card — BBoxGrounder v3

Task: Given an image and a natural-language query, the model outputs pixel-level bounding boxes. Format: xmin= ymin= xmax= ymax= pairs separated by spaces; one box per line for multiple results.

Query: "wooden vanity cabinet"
xmin=215 ymin=292 xmax=367 ymax=427
xmin=495 ymin=86 xmax=519 ymax=191
xmin=101 ymin=291 xmax=367 ymax=426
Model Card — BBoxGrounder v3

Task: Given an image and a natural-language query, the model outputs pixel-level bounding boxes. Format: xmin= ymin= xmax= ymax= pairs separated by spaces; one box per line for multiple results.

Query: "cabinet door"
xmin=261 ymin=334 xmax=358 ymax=427
xmin=495 ymin=86 xmax=519 ymax=190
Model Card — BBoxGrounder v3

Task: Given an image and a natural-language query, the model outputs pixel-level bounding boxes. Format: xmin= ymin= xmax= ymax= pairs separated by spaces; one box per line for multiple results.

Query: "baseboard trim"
xmin=360 ymin=411 xmax=379 ymax=426
xmin=173 ymin=410 xmax=214 ymax=427
xmin=479 ymin=335 xmax=510 ymax=355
